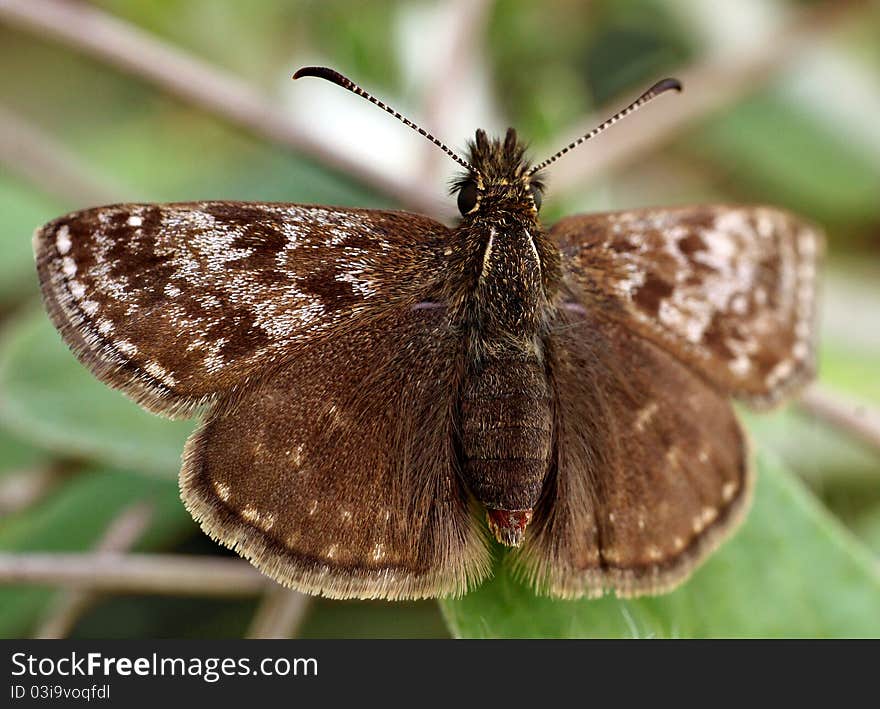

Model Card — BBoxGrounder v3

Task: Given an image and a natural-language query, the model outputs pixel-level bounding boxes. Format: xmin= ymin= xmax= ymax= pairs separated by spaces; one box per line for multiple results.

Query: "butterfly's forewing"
xmin=181 ymin=306 xmax=491 ymax=600
xmin=552 ymin=205 xmax=823 ymax=408
xmin=516 ymin=309 xmax=750 ymax=598
xmin=35 ymin=202 xmax=449 ymax=417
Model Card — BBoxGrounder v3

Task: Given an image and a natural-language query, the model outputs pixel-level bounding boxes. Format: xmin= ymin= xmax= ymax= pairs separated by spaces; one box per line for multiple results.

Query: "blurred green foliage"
xmin=0 ymin=0 xmax=877 ymax=638
xmin=0 ymin=311 xmax=195 ymax=477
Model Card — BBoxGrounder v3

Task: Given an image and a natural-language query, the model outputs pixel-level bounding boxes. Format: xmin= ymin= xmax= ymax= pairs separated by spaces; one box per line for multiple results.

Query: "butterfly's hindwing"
xmin=552 ymin=205 xmax=823 ymax=408
xmin=34 ymin=202 xmax=450 ymax=417
xmin=180 ymin=306 xmax=491 ymax=600
xmin=515 ymin=309 xmax=751 ymax=598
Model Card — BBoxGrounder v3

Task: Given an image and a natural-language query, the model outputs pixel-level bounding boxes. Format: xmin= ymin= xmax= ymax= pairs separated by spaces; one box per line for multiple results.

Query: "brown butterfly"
xmin=33 ymin=67 xmax=822 ymax=600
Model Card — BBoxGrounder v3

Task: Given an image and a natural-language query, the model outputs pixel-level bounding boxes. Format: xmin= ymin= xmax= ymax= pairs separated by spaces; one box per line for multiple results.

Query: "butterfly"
xmin=34 ymin=67 xmax=822 ymax=600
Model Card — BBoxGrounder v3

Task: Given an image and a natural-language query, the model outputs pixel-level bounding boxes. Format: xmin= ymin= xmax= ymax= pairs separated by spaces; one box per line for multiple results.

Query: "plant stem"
xmin=0 ymin=0 xmax=439 ymax=214
xmin=798 ymin=384 xmax=880 ymax=456
xmin=34 ymin=502 xmax=154 ymax=638
xmin=246 ymin=588 xmax=312 ymax=639
xmin=0 ymin=552 xmax=273 ymax=596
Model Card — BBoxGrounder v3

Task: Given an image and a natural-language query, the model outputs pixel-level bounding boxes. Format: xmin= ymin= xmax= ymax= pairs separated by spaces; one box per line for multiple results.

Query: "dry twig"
xmin=798 ymin=384 xmax=880 ymax=456
xmin=247 ymin=588 xmax=312 ymax=639
xmin=0 ymin=0 xmax=438 ymax=214
xmin=0 ymin=552 xmax=272 ymax=596
xmin=34 ymin=502 xmax=154 ymax=638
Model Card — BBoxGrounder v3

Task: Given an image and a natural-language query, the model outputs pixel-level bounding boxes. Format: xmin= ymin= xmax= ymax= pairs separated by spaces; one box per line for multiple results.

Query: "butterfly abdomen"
xmin=459 ymin=352 xmax=552 ymax=546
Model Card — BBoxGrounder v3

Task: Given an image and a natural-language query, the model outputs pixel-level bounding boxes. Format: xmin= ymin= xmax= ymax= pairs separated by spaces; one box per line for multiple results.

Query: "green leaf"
xmin=0 ymin=425 xmax=49 ymax=479
xmin=0 ymin=310 xmax=195 ymax=477
xmin=0 ymin=465 xmax=192 ymax=638
xmin=852 ymin=504 xmax=880 ymax=556
xmin=819 ymin=342 xmax=880 ymax=405
xmin=441 ymin=455 xmax=880 ymax=638
xmin=688 ymin=93 xmax=880 ymax=226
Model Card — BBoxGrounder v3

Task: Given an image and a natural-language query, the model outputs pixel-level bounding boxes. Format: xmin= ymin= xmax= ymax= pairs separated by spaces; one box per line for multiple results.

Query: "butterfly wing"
xmin=181 ymin=305 xmax=491 ymax=600
xmin=551 ymin=205 xmax=822 ymax=408
xmin=515 ymin=308 xmax=751 ymax=598
xmin=35 ymin=202 xmax=449 ymax=417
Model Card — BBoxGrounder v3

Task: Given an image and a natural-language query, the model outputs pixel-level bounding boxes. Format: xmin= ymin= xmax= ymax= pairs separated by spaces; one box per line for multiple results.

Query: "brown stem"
xmin=246 ymin=588 xmax=312 ymax=639
xmin=34 ymin=502 xmax=154 ymax=638
xmin=797 ymin=384 xmax=880 ymax=456
xmin=0 ymin=0 xmax=439 ymax=214
xmin=0 ymin=552 xmax=273 ymax=596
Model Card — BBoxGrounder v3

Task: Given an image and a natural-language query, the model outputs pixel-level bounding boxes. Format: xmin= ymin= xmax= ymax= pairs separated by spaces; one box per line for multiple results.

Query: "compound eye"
xmin=529 ymin=184 xmax=543 ymax=211
xmin=457 ymin=180 xmax=479 ymax=215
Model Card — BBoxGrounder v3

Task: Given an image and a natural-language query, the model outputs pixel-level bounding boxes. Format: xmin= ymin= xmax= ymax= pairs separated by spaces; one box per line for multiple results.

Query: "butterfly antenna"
xmin=294 ymin=66 xmax=478 ymax=173
xmin=528 ymin=78 xmax=682 ymax=175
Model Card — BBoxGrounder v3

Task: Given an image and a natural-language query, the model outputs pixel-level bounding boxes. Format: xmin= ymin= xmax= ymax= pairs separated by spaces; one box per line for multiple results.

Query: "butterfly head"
xmin=453 ymin=128 xmax=544 ymax=221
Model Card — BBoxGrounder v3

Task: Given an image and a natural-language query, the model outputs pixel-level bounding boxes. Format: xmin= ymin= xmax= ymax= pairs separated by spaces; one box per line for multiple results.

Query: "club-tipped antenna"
xmin=293 ymin=66 xmax=477 ymax=173
xmin=528 ymin=78 xmax=682 ymax=175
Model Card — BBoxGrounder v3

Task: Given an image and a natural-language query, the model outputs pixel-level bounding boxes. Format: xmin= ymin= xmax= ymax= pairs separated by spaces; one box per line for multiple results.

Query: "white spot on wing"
xmin=722 ymin=481 xmax=737 ymax=502
xmin=693 ymin=506 xmax=718 ymax=533
xmin=766 ymin=359 xmax=795 ymax=388
xmin=238 ymin=506 xmax=274 ymax=531
xmin=729 ymin=354 xmax=752 ymax=377
xmin=145 ymin=360 xmax=177 ymax=388
xmin=214 ymin=481 xmax=231 ymax=502
xmin=634 ymin=401 xmax=658 ymax=432
xmin=82 ymin=300 xmax=99 ymax=316
xmin=56 ymin=226 xmax=71 ymax=255
xmin=116 ymin=340 xmax=137 ymax=356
